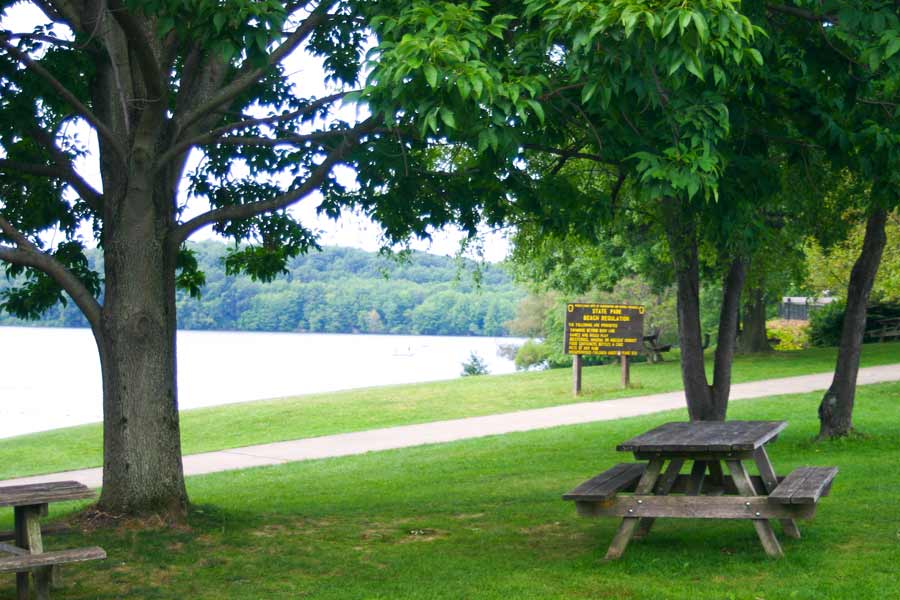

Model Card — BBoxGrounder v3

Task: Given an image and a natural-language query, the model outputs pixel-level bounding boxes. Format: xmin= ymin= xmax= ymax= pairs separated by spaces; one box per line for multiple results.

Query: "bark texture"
xmin=818 ymin=207 xmax=888 ymax=438
xmin=663 ymin=197 xmax=747 ymax=422
xmin=738 ymin=285 xmax=772 ymax=353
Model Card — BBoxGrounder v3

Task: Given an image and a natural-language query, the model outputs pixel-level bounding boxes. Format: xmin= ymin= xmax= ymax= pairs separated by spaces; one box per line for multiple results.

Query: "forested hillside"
xmin=0 ymin=241 xmax=524 ymax=336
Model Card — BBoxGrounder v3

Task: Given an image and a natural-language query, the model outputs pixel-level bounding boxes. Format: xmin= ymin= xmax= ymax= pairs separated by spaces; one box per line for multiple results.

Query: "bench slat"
xmin=0 ymin=543 xmax=27 ymax=556
xmin=0 ymin=547 xmax=106 ymax=574
xmin=0 ymin=481 xmax=95 ymax=508
xmin=769 ymin=467 xmax=838 ymax=504
xmin=563 ymin=463 xmax=646 ymax=501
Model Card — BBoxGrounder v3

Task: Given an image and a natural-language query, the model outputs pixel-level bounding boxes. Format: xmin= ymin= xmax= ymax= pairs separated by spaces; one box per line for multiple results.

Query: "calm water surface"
xmin=0 ymin=327 xmax=523 ymax=439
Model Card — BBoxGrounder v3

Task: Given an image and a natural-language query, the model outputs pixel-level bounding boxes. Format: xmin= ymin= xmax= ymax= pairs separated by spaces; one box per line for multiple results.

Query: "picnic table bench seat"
xmin=768 ymin=467 xmax=838 ymax=505
xmin=563 ymin=463 xmax=646 ymax=501
xmin=0 ymin=547 xmax=106 ymax=574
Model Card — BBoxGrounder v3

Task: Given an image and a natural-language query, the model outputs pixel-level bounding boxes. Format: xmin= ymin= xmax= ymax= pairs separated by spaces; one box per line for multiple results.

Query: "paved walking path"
xmin=3 ymin=364 xmax=899 ymax=489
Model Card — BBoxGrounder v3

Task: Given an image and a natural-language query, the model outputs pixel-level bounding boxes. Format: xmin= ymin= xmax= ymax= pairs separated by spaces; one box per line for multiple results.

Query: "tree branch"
xmin=522 ymin=143 xmax=618 ymax=166
xmin=0 ymin=36 xmax=127 ymax=164
xmin=201 ymin=128 xmax=380 ymax=148
xmin=176 ymin=10 xmax=328 ymax=134
xmin=156 ymin=91 xmax=352 ymax=171
xmin=106 ymin=0 xmax=165 ymax=102
xmin=32 ymin=0 xmax=85 ymax=32
xmin=0 ymin=215 xmax=102 ymax=330
xmin=0 ymin=31 xmax=75 ymax=48
xmin=0 ymin=158 xmax=102 ymax=212
xmin=172 ymin=118 xmax=378 ymax=245
xmin=28 ymin=127 xmax=105 ymax=212
xmin=765 ymin=4 xmax=838 ymax=24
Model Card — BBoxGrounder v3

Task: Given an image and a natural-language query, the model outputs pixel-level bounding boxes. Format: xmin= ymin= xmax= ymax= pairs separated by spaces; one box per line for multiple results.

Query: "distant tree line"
xmin=0 ymin=241 xmax=523 ymax=337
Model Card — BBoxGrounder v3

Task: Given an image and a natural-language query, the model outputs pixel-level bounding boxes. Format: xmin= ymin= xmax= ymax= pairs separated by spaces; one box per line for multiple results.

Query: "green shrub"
xmin=514 ymin=339 xmax=551 ymax=370
xmin=766 ymin=319 xmax=810 ymax=350
xmin=461 ymin=352 xmax=489 ymax=376
xmin=808 ymin=301 xmax=845 ymax=347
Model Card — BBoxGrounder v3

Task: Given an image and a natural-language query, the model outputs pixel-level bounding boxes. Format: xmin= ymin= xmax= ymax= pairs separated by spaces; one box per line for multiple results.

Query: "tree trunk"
xmin=710 ymin=257 xmax=747 ymax=417
xmin=663 ymin=198 xmax=747 ymax=422
xmin=738 ymin=285 xmax=771 ymax=353
xmin=818 ymin=207 xmax=888 ymax=438
xmin=95 ymin=180 xmax=188 ymax=516
xmin=663 ymin=198 xmax=713 ymax=420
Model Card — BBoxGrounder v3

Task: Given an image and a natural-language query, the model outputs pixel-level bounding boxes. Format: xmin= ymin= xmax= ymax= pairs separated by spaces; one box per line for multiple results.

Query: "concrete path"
xmin=3 ymin=364 xmax=899 ymax=490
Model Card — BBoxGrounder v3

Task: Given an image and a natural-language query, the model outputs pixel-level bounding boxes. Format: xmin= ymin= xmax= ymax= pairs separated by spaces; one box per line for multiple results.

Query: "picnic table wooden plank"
xmin=754 ymin=447 xmax=801 ymax=539
xmin=0 ymin=524 xmax=70 ymax=543
xmin=0 ymin=482 xmax=94 ymax=508
xmin=0 ymin=543 xmax=27 ymax=557
xmin=617 ymin=421 xmax=787 ymax=453
xmin=563 ymin=463 xmax=646 ymax=501
xmin=769 ymin=467 xmax=838 ymax=504
xmin=726 ymin=459 xmax=783 ymax=558
xmin=604 ymin=459 xmax=664 ymax=560
xmin=0 ymin=547 xmax=107 ymax=574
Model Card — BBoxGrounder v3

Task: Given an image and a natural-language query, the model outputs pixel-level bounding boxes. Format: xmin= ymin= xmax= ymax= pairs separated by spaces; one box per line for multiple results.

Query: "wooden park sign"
xmin=565 ymin=303 xmax=645 ymax=395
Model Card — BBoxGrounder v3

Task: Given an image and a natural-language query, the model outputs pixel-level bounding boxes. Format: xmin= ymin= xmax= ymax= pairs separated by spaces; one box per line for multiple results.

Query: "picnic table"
xmin=564 ymin=421 xmax=837 ymax=559
xmin=0 ymin=481 xmax=106 ymax=599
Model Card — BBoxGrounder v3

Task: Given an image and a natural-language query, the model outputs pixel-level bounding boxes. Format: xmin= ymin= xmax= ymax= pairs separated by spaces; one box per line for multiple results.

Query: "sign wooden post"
xmin=573 ymin=354 xmax=583 ymax=396
xmin=564 ymin=303 xmax=644 ymax=394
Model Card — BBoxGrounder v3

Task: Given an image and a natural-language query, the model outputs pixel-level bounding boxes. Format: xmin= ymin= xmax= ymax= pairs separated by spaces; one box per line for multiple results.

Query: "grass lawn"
xmin=1 ymin=381 xmax=898 ymax=599
xmin=1 ymin=343 xmax=900 ymax=481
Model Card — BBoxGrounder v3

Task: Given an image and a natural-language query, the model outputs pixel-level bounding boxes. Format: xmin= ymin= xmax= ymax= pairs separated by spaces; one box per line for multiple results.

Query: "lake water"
xmin=0 ymin=327 xmax=524 ymax=439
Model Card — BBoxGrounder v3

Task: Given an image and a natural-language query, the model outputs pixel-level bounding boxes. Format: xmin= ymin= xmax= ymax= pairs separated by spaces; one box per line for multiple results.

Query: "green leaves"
xmin=365 ymin=0 xmax=548 ymax=137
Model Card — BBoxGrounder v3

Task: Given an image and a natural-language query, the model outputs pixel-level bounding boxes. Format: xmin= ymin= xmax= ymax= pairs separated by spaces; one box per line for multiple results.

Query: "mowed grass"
xmin=1 ymin=343 xmax=900 ymax=481
xmin=1 ymin=382 xmax=899 ymax=599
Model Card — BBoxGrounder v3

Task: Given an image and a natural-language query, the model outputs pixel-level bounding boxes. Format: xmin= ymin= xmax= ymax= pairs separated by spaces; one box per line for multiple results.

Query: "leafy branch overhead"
xmin=0 ymin=0 xmax=384 ymax=326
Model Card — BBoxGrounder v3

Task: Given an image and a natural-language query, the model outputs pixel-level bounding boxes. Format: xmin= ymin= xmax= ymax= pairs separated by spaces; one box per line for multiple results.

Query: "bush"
xmin=766 ymin=319 xmax=810 ymax=351
xmin=514 ymin=339 xmax=551 ymax=370
xmin=461 ymin=352 xmax=489 ymax=376
xmin=808 ymin=301 xmax=845 ymax=347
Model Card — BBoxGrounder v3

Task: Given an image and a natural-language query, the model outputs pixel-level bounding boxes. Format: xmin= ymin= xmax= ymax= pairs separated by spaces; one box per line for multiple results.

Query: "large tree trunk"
xmin=738 ymin=285 xmax=771 ymax=353
xmin=95 ymin=155 xmax=188 ymax=515
xmin=818 ymin=207 xmax=888 ymax=439
xmin=663 ymin=198 xmax=747 ymax=422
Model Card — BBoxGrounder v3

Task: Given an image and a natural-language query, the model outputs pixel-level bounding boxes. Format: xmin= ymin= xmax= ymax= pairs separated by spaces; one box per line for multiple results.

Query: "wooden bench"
xmin=566 ymin=422 xmax=837 ymax=559
xmin=0 ymin=547 xmax=107 ymax=573
xmin=642 ymin=329 xmax=672 ymax=363
xmin=768 ymin=467 xmax=838 ymax=505
xmin=1 ymin=481 xmax=104 ymax=599
xmin=563 ymin=463 xmax=646 ymax=501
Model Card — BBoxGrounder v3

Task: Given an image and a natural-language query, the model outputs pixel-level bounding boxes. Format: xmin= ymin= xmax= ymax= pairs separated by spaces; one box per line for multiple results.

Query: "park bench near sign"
xmin=641 ymin=327 xmax=672 ymax=363
xmin=0 ymin=481 xmax=107 ymax=599
xmin=563 ymin=421 xmax=837 ymax=559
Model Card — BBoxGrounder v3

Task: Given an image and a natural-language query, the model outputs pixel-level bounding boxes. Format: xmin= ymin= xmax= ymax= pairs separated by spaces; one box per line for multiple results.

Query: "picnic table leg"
xmin=753 ymin=447 xmax=801 ymax=539
xmin=726 ymin=460 xmax=783 ymax=558
xmin=14 ymin=504 xmax=50 ymax=600
xmin=635 ymin=458 xmax=684 ymax=539
xmin=706 ymin=461 xmax=725 ymax=495
xmin=686 ymin=460 xmax=707 ymax=495
xmin=604 ymin=458 xmax=664 ymax=560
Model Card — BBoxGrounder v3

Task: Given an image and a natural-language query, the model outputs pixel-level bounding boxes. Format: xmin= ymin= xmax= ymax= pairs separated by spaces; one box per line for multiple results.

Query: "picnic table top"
xmin=616 ymin=420 xmax=787 ymax=453
xmin=0 ymin=481 xmax=94 ymax=508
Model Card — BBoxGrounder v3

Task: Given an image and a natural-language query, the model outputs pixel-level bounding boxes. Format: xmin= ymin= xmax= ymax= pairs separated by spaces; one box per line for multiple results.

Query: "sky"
xmin=1 ymin=3 xmax=512 ymax=262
